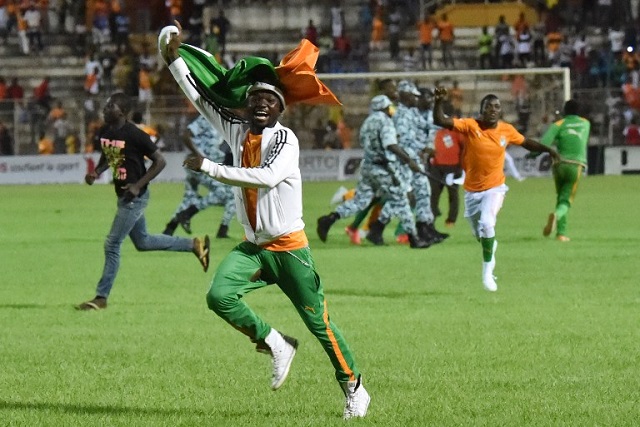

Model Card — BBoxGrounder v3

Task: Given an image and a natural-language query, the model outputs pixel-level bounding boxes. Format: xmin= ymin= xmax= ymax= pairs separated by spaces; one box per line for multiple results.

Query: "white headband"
xmin=246 ymin=82 xmax=286 ymax=109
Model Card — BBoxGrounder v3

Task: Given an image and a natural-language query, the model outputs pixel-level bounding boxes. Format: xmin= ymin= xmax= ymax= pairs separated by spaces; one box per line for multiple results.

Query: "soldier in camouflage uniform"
xmin=163 ymin=115 xmax=236 ymax=238
xmin=317 ymin=95 xmax=431 ymax=248
xmin=393 ymin=80 xmax=448 ymax=244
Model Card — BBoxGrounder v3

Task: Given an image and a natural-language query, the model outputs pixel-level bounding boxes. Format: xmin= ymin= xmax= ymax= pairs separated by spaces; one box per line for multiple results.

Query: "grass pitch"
xmin=1 ymin=175 xmax=639 ymax=426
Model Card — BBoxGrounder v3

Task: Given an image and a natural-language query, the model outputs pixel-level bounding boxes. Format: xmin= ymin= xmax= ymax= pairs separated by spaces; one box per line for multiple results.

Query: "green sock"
xmin=481 ymin=237 xmax=495 ymax=262
xmin=555 ymin=203 xmax=569 ymax=221
xmin=349 ymin=204 xmax=373 ymax=229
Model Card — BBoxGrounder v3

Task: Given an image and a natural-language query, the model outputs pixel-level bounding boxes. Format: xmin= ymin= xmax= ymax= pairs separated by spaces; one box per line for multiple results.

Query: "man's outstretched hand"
xmin=183 ymin=154 xmax=204 ymax=171
xmin=158 ymin=20 xmax=183 ymax=64
xmin=433 ymin=86 xmax=448 ymax=102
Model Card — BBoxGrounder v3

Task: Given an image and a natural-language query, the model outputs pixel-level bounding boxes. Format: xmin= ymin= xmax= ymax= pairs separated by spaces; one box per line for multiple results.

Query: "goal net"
xmin=279 ymin=67 xmax=570 ymax=150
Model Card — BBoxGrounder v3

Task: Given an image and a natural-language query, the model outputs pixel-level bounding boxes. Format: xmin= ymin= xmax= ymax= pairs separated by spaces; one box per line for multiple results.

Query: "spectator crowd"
xmin=2 ymin=0 xmax=640 ymax=155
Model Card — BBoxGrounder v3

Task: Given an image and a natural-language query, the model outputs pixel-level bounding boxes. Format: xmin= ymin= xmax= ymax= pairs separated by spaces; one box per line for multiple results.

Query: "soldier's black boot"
xmin=366 ymin=220 xmax=386 ymax=246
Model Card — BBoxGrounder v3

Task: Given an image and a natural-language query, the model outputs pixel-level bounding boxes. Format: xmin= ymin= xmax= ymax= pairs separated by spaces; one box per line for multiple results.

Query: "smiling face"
xmin=479 ymin=96 xmax=501 ymax=127
xmin=246 ymin=90 xmax=282 ymax=133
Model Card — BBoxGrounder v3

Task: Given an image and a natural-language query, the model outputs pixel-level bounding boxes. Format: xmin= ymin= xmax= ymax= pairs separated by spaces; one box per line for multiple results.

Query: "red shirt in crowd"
xmin=7 ymin=80 xmax=24 ymax=100
xmin=431 ymin=128 xmax=465 ymax=166
xmin=623 ymin=124 xmax=640 ymax=145
xmin=34 ymin=79 xmax=49 ymax=101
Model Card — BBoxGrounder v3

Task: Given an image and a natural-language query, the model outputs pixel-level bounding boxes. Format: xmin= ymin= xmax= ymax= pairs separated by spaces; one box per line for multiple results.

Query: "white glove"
xmin=158 ymin=25 xmax=180 ymax=65
xmin=445 ymin=170 xmax=465 ymax=186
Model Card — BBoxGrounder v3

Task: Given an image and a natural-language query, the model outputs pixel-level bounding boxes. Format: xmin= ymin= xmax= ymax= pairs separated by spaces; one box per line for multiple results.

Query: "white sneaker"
xmin=341 ymin=376 xmax=370 ymax=419
xmin=482 ymin=274 xmax=498 ymax=292
xmin=330 ymin=186 xmax=349 ymax=205
xmin=264 ymin=329 xmax=298 ymax=390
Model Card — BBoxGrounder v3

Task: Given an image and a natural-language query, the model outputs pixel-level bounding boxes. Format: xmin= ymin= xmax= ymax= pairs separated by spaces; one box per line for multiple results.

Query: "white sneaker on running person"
xmin=264 ymin=329 xmax=298 ymax=390
xmin=482 ymin=273 xmax=498 ymax=292
xmin=341 ymin=375 xmax=370 ymax=419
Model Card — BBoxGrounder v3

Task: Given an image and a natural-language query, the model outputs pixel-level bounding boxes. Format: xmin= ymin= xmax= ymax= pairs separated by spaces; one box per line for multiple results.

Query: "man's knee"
xmin=104 ymin=235 xmax=123 ymax=254
xmin=130 ymin=236 xmax=152 ymax=251
xmin=206 ymin=281 xmax=236 ymax=313
xmin=477 ymin=220 xmax=495 ymax=238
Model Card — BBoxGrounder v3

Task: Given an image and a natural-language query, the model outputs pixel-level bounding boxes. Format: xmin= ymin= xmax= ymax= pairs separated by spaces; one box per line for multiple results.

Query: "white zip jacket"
xmin=169 ymin=58 xmax=305 ymax=246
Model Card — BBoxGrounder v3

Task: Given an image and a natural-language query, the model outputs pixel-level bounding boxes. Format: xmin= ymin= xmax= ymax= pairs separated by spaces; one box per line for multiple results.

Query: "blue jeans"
xmin=96 ymin=190 xmax=193 ymax=298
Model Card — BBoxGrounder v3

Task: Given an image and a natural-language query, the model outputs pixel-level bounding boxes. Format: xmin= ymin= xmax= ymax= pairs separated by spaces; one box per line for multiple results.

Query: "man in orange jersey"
xmin=160 ymin=23 xmax=369 ymax=419
xmin=433 ymin=87 xmax=559 ymax=292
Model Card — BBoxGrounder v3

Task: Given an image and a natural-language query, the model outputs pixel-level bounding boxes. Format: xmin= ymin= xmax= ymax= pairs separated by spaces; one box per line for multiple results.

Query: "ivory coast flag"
xmin=177 ymin=39 xmax=341 ymax=109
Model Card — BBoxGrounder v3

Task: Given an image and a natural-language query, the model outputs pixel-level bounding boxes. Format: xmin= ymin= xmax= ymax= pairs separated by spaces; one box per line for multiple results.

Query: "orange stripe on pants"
xmin=322 ymin=300 xmax=355 ymax=381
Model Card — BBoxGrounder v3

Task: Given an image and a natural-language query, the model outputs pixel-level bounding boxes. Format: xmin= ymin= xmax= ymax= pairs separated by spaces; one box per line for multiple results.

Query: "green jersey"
xmin=540 ymin=115 xmax=590 ymax=165
xmin=478 ymin=34 xmax=492 ymax=55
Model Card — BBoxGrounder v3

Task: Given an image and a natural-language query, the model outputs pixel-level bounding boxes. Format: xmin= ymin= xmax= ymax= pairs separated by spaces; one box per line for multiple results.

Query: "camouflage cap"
xmin=370 ymin=95 xmax=393 ymax=111
xmin=398 ymin=80 xmax=420 ymax=96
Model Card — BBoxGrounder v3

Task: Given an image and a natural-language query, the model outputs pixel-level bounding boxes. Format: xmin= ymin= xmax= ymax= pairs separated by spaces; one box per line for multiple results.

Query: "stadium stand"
xmin=0 ymin=0 xmax=625 ymax=154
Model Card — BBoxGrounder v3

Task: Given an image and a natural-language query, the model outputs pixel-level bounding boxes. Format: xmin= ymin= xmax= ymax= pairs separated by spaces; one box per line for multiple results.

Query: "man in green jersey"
xmin=539 ymin=99 xmax=591 ymax=241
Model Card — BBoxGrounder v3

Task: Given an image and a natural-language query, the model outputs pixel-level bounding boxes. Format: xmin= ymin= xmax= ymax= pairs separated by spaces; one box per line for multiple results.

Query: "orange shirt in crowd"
xmin=17 ymin=14 xmax=27 ymax=31
xmin=418 ymin=18 xmax=435 ymax=45
xmin=93 ymin=0 xmax=109 ymax=17
xmin=514 ymin=16 xmax=529 ymax=37
xmin=437 ymin=19 xmax=454 ymax=42
xmin=38 ymin=135 xmax=54 ymax=154
xmin=371 ymin=14 xmax=384 ymax=43
xmin=452 ymin=118 xmax=525 ymax=192
xmin=138 ymin=69 xmax=151 ymax=90
xmin=546 ymin=31 xmax=563 ymax=54
xmin=48 ymin=105 xmax=65 ymax=120
xmin=84 ymin=72 xmax=98 ymax=93
xmin=168 ymin=0 xmax=182 ymax=17
xmin=622 ymin=82 xmax=640 ymax=110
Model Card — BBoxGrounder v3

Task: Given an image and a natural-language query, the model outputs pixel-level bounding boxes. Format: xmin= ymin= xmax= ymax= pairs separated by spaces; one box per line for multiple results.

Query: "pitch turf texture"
xmin=1 ymin=176 xmax=639 ymax=426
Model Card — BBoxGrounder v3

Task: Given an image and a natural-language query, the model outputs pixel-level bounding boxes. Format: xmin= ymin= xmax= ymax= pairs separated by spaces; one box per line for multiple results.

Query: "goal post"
xmin=281 ymin=67 xmax=570 ymax=149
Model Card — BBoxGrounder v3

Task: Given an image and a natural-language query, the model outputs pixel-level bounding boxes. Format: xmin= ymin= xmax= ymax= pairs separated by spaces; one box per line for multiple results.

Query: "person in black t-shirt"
xmin=75 ymin=92 xmax=211 ymax=311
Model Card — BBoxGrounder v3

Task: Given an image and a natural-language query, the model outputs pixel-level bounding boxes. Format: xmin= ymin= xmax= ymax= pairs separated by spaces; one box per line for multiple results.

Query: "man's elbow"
xmin=153 ymin=154 xmax=167 ymax=171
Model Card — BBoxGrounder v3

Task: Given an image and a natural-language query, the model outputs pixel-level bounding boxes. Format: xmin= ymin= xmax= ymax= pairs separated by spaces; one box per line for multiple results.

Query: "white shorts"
xmin=464 ymin=184 xmax=509 ymax=238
